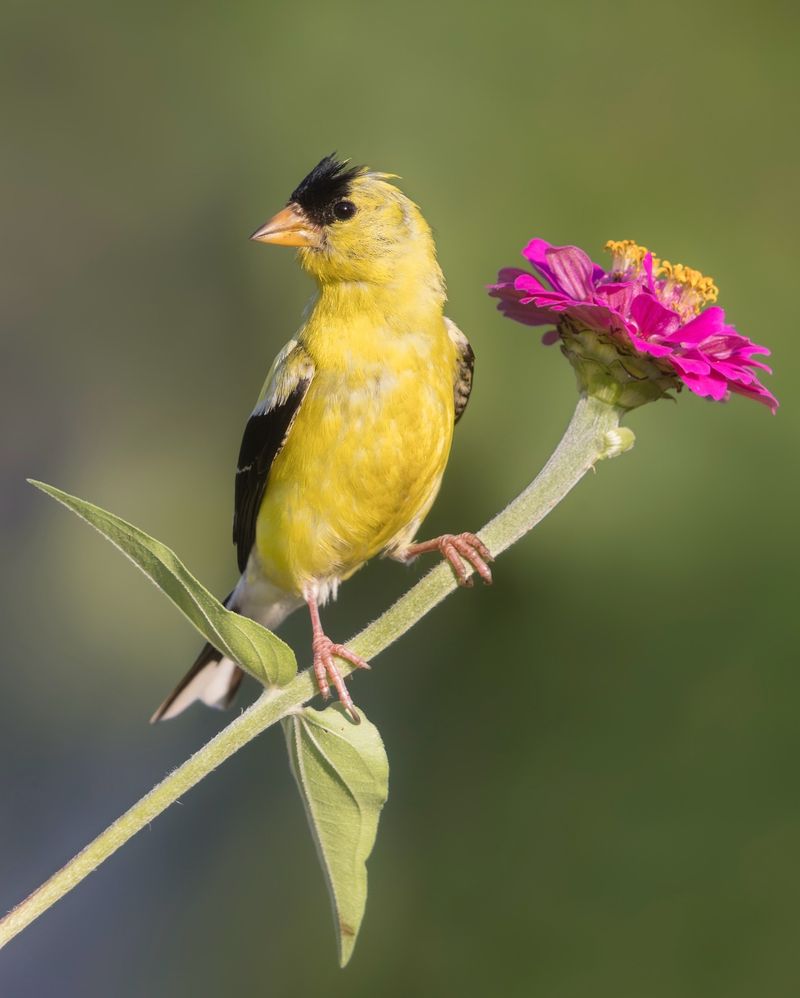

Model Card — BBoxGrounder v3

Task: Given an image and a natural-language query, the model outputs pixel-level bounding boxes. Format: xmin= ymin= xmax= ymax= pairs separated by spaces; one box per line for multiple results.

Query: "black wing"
xmin=446 ymin=318 xmax=475 ymax=423
xmin=233 ymin=379 xmax=311 ymax=572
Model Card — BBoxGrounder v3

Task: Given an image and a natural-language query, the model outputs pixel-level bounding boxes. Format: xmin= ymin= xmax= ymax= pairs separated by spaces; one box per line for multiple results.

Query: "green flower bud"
xmin=559 ymin=319 xmax=680 ymax=410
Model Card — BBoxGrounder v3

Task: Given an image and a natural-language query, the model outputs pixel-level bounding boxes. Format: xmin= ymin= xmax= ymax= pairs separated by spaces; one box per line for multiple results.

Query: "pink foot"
xmin=311 ymin=633 xmax=370 ymax=724
xmin=405 ymin=532 xmax=493 ymax=587
xmin=305 ymin=594 xmax=369 ymax=723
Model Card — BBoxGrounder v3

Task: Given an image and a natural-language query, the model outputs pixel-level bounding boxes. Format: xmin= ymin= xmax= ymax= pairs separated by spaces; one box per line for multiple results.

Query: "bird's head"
xmin=251 ymin=154 xmax=443 ymax=290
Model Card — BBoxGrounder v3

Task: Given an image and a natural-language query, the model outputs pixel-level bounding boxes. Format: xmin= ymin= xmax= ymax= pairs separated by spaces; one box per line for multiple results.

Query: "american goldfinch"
xmin=152 ymin=155 xmax=491 ymax=724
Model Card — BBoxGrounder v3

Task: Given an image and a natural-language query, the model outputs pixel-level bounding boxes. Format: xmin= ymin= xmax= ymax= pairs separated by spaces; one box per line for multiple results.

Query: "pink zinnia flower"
xmin=490 ymin=238 xmax=777 ymax=412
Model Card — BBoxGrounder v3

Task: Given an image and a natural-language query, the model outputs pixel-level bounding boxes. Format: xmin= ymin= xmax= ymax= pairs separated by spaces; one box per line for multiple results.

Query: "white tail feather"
xmin=151 ymin=570 xmax=304 ymax=723
xmin=155 ymin=657 xmax=240 ymax=721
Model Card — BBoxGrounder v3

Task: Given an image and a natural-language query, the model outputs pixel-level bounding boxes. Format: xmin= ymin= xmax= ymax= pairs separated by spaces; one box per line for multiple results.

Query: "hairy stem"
xmin=0 ymin=394 xmax=624 ymax=949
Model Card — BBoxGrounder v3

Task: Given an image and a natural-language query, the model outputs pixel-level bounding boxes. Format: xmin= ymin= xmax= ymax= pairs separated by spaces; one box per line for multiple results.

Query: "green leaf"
xmin=282 ymin=704 xmax=389 ymax=967
xmin=29 ymin=480 xmax=296 ymax=688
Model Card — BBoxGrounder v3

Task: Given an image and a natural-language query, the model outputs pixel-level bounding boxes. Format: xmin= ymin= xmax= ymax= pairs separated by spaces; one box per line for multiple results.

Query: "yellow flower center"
xmin=655 ymin=260 xmax=719 ymax=307
xmin=605 ymin=239 xmax=650 ymax=275
xmin=604 ymin=239 xmax=719 ymax=318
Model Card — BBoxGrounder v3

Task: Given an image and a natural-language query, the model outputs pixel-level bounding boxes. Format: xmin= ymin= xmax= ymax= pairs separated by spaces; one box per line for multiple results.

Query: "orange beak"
xmin=250 ymin=204 xmax=322 ymax=248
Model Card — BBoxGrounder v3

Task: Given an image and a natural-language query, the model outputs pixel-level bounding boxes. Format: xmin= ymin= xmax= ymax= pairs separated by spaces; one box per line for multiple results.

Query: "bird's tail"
xmin=150 ymin=582 xmax=302 ymax=723
xmin=150 ymin=640 xmax=244 ymax=723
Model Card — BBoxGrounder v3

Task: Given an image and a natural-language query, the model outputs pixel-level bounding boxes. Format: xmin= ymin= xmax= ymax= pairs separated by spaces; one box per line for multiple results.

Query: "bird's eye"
xmin=332 ymin=200 xmax=357 ymax=221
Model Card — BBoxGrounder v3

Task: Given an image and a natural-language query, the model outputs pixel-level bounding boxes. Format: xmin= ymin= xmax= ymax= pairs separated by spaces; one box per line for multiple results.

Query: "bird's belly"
xmin=254 ymin=369 xmax=453 ymax=596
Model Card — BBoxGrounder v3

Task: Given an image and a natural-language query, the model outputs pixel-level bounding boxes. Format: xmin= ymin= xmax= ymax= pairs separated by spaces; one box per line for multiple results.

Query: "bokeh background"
xmin=2 ymin=1 xmax=798 ymax=994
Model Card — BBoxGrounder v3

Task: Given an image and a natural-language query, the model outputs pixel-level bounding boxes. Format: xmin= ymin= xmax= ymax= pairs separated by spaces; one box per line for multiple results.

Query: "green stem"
xmin=0 ymin=394 xmax=624 ymax=949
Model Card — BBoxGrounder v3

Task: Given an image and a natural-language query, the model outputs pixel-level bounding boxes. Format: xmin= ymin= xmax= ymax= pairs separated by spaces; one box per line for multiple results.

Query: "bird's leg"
xmin=401 ymin=532 xmax=493 ymax=587
xmin=305 ymin=594 xmax=370 ymax=724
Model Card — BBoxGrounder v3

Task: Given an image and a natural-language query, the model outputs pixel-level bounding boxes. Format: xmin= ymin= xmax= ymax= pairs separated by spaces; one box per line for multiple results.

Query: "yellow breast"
xmin=255 ymin=308 xmax=457 ymax=597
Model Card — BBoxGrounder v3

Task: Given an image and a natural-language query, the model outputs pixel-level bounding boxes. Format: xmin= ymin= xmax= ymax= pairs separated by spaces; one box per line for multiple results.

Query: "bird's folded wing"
xmin=445 ymin=317 xmax=475 ymax=423
xmin=233 ymin=339 xmax=315 ymax=572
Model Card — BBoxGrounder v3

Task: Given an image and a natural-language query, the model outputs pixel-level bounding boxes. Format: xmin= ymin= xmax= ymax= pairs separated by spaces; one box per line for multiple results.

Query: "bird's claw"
xmin=311 ymin=634 xmax=370 ymax=723
xmin=404 ymin=531 xmax=493 ymax=586
xmin=437 ymin=532 xmax=494 ymax=587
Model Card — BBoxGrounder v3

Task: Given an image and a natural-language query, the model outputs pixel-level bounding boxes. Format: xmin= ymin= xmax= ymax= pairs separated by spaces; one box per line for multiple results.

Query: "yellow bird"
xmin=152 ymin=155 xmax=491 ymax=724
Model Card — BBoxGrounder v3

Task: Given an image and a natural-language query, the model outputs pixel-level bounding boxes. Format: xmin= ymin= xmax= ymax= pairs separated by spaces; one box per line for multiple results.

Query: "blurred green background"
xmin=2 ymin=0 xmax=798 ymax=994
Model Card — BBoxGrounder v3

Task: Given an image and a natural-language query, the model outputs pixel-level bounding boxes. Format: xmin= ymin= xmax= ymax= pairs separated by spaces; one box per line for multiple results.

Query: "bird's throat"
xmin=310 ymin=258 xmax=446 ymax=331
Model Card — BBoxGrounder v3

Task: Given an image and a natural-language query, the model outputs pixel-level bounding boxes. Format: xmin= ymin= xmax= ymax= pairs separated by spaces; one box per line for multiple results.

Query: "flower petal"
xmin=522 ymin=239 xmax=558 ymax=287
xmin=642 ymin=253 xmax=657 ymax=294
xmin=709 ymin=360 xmax=756 ymax=384
xmin=488 ymin=279 xmax=562 ymax=326
xmin=493 ymin=267 xmax=528 ymax=288
xmin=545 ymin=245 xmax=597 ymax=301
xmin=628 ymin=333 xmax=673 ymax=358
xmin=670 ymin=354 xmax=711 ymax=376
xmin=666 ymin=306 xmax=726 ymax=344
xmin=597 ymin=281 xmax=636 ymax=317
xmin=630 ymin=293 xmax=680 ymax=339
xmin=493 ymin=303 xmax=558 ymax=326
xmin=745 ymin=359 xmax=773 ymax=374
xmin=514 ymin=272 xmax=556 ymax=296
xmin=563 ymin=302 xmax=629 ymax=335
xmin=677 ymin=368 xmax=730 ymax=401
xmin=729 ymin=381 xmax=779 ymax=413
